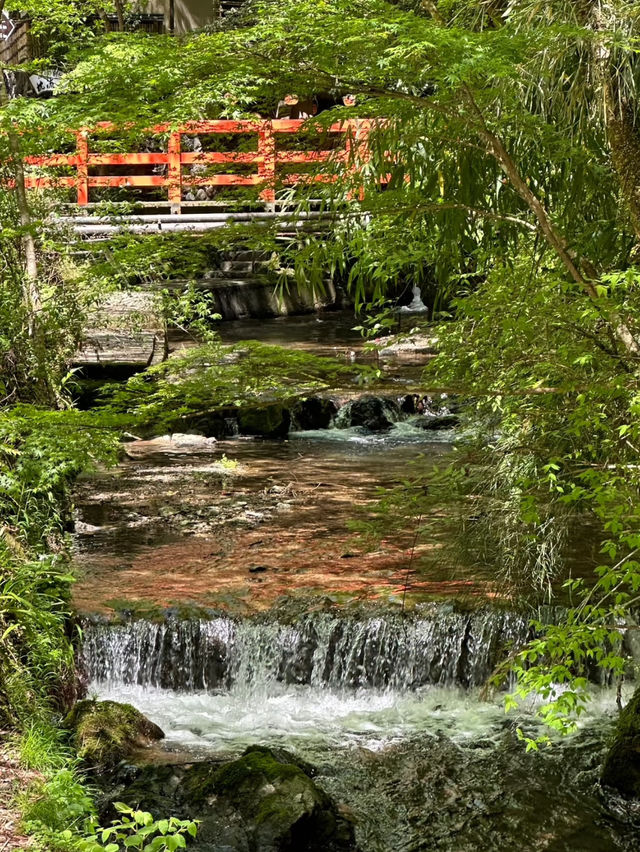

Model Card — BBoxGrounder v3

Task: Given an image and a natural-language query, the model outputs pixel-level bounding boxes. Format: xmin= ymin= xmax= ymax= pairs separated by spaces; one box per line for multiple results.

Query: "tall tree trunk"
xmin=113 ymin=0 xmax=125 ymax=32
xmin=604 ymin=93 xmax=640 ymax=240
xmin=591 ymin=4 xmax=640 ymax=244
xmin=422 ymin=0 xmax=640 ymax=358
xmin=0 ymin=0 xmax=56 ymax=404
xmin=0 ymin=11 xmax=39 ymax=326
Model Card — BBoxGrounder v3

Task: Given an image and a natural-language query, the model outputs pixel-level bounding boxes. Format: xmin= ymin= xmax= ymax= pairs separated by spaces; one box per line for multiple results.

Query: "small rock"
xmin=335 ymin=396 xmax=400 ymax=432
xmin=124 ymin=434 xmax=218 ymax=457
xmin=291 ymin=397 xmax=338 ymax=431
xmin=409 ymin=414 xmax=460 ymax=431
xmin=238 ymin=405 xmax=291 ymax=438
xmin=601 ymin=685 xmax=640 ymax=797
xmin=74 ymin=521 xmax=102 ymax=534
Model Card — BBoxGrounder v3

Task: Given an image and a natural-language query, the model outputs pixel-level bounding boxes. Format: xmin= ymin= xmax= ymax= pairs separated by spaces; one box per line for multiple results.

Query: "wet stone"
xmin=99 ymin=746 xmax=356 ymax=852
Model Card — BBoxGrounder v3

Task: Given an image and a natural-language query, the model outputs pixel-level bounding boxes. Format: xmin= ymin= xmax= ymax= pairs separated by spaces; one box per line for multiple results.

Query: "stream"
xmin=73 ymin=311 xmax=640 ymax=851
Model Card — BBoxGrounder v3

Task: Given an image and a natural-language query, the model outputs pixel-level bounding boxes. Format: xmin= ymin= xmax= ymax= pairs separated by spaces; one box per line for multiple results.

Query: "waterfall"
xmin=82 ymin=608 xmax=530 ymax=693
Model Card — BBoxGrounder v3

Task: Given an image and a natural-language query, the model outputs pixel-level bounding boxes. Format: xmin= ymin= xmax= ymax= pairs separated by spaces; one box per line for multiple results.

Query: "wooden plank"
xmin=24 ymin=154 xmax=80 ymax=166
xmin=74 ymin=291 xmax=166 ymax=366
xmin=180 ymin=151 xmax=259 ymax=164
xmin=167 ymin=131 xmax=182 ymax=214
xmin=88 ymin=153 xmax=169 ymax=165
xmin=183 ymin=174 xmax=263 ymax=187
xmin=87 ymin=175 xmax=168 ymax=187
xmin=276 ymin=151 xmax=334 ymax=163
xmin=23 ymin=176 xmax=76 ymax=188
xmin=282 ymin=174 xmax=339 ymax=185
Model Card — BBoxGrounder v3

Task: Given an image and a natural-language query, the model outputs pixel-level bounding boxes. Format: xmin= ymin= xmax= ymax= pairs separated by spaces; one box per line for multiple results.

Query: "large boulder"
xmin=64 ymin=700 xmax=164 ymax=768
xmin=601 ymin=687 xmax=640 ymax=798
xmin=238 ymin=405 xmax=291 ymax=438
xmin=291 ymin=397 xmax=338 ymax=431
xmin=104 ymin=746 xmax=356 ymax=852
xmin=207 ymin=746 xmax=354 ymax=850
xmin=335 ymin=396 xmax=400 ymax=431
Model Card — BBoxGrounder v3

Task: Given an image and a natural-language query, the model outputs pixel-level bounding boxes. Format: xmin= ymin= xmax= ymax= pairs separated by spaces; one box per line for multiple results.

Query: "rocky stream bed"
xmin=71 ymin=313 xmax=640 ymax=851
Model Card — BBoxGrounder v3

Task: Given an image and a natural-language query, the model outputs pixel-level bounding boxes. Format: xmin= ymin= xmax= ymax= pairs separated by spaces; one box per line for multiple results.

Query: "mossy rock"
xmin=238 ymin=404 xmax=291 ymax=437
xmin=64 ymin=699 xmax=164 ymax=768
xmin=601 ymin=686 xmax=640 ymax=798
xmin=207 ymin=746 xmax=355 ymax=850
xmin=97 ymin=746 xmax=355 ymax=851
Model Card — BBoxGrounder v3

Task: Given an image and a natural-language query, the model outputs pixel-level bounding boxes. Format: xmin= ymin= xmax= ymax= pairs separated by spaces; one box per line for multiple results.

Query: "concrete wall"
xmin=142 ymin=0 xmax=215 ymax=33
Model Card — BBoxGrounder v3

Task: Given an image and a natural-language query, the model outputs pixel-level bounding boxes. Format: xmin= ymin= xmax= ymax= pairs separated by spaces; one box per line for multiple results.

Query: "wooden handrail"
xmin=21 ymin=119 xmax=373 ymax=212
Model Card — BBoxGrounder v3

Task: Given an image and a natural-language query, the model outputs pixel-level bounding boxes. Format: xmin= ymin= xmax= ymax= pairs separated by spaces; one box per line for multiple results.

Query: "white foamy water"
xmin=90 ymin=682 xmax=511 ymax=753
xmin=289 ymin=422 xmax=455 ymax=446
xmin=83 ymin=611 xmax=625 ymax=759
xmin=89 ymin=680 xmax=623 ymax=757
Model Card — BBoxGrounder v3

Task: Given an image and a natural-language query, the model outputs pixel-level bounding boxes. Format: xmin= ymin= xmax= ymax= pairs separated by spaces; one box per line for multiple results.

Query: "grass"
xmin=9 ymin=722 xmax=96 ymax=851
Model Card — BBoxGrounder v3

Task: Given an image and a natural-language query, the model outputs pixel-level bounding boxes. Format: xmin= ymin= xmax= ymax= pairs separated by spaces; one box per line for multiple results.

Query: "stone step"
xmin=73 ymin=291 xmax=166 ymax=367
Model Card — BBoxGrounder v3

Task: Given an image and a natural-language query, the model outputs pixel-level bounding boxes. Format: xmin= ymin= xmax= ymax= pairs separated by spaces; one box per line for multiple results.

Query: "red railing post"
xmin=258 ymin=121 xmax=276 ymax=203
xmin=76 ymin=130 xmax=89 ymax=206
xmin=344 ymin=120 xmax=370 ymax=202
xmin=168 ymin=130 xmax=182 ymax=214
xmin=356 ymin=120 xmax=371 ymax=201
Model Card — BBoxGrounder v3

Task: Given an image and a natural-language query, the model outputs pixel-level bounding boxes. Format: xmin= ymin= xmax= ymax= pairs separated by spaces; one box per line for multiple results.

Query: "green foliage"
xmin=20 ymin=767 xmax=96 ymax=849
xmin=0 ymin=191 xmax=92 ymax=405
xmin=0 ymin=554 xmax=76 ymax=728
xmin=219 ymin=453 xmax=239 ymax=471
xmin=19 ymin=720 xmax=73 ymax=772
xmin=77 ymin=804 xmax=197 ymax=852
xmin=427 ymin=256 xmax=640 ymax=723
xmin=100 ymin=341 xmax=367 ymax=432
xmin=0 ymin=405 xmax=122 ymax=547
xmin=15 ymin=718 xmax=96 ymax=851
xmin=0 ymin=405 xmax=122 ymax=727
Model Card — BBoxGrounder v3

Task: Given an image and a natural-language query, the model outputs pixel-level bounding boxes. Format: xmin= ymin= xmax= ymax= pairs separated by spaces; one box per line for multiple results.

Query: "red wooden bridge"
xmin=23 ymin=119 xmax=372 ymax=219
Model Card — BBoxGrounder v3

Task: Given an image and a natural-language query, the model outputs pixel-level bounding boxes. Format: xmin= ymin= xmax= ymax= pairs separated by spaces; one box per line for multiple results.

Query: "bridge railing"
xmin=22 ymin=119 xmax=372 ymax=212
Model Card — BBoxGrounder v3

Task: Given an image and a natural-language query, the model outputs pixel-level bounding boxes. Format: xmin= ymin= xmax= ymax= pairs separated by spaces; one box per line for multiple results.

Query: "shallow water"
xmin=89 ymin=675 xmax=640 ymax=851
xmin=77 ymin=311 xmax=640 ymax=850
xmin=72 ymin=416 xmax=478 ymax=614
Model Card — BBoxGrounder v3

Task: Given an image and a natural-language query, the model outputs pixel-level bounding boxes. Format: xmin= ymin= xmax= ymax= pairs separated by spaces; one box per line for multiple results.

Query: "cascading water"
xmin=82 ymin=608 xmax=529 ymax=692
xmin=399 ymin=284 xmax=429 ymax=313
xmin=81 ymin=610 xmax=637 ymax=852
xmin=80 ymin=608 xmax=548 ymax=753
xmin=72 ymin=310 xmax=639 ymax=851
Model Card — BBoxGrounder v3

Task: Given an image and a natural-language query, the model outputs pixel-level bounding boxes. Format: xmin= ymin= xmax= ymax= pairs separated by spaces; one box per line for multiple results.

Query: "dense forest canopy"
xmin=2 ymin=0 xmax=640 ymax=848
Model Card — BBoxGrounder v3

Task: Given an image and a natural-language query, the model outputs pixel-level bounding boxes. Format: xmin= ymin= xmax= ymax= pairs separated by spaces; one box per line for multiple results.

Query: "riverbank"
xmin=3 ymin=314 xmax=640 ymax=851
xmin=0 ymin=743 xmax=39 ymax=849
